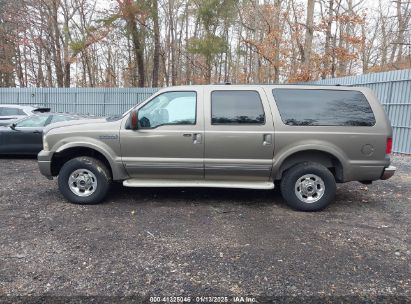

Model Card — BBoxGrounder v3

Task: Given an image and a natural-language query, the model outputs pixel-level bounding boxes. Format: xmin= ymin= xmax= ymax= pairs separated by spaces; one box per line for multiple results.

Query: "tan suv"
xmin=38 ymin=85 xmax=396 ymax=211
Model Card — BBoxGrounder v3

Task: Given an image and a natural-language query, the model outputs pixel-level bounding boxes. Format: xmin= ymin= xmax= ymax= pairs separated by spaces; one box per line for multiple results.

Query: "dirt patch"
xmin=0 ymin=155 xmax=410 ymax=302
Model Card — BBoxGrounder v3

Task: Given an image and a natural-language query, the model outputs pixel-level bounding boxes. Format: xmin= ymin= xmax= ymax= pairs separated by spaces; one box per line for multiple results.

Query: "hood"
xmin=43 ymin=117 xmax=108 ymax=133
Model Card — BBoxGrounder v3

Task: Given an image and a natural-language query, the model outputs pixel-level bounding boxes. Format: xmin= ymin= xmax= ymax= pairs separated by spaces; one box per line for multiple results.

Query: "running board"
xmin=123 ymin=179 xmax=274 ymax=190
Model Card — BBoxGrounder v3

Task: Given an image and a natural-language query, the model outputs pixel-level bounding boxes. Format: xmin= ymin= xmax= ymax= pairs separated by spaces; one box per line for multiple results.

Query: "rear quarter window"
xmin=272 ymin=89 xmax=376 ymax=126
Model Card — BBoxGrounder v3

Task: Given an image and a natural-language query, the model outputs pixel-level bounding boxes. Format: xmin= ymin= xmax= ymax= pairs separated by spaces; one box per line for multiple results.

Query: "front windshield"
xmin=14 ymin=115 xmax=49 ymax=127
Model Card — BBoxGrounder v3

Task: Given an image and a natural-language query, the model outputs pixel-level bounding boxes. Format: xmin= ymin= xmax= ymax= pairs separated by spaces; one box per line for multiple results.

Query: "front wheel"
xmin=58 ymin=156 xmax=112 ymax=204
xmin=280 ymin=162 xmax=336 ymax=211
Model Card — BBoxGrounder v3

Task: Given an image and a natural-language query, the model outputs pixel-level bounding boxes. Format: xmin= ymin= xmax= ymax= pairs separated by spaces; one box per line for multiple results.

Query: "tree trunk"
xmin=128 ymin=19 xmax=145 ymax=87
xmin=185 ymin=2 xmax=191 ymax=85
xmin=169 ymin=0 xmax=177 ymax=86
xmin=321 ymin=0 xmax=334 ymax=79
xmin=303 ymin=0 xmax=315 ymax=68
xmin=272 ymin=0 xmax=281 ymax=83
xmin=63 ymin=22 xmax=71 ymax=87
xmin=152 ymin=0 xmax=160 ymax=87
xmin=51 ymin=0 xmax=64 ymax=87
xmin=379 ymin=2 xmax=388 ymax=67
xmin=395 ymin=0 xmax=410 ymax=62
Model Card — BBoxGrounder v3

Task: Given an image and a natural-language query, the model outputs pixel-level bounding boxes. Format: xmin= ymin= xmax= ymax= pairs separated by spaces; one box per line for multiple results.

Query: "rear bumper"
xmin=380 ymin=165 xmax=396 ymax=180
xmin=37 ymin=150 xmax=53 ymax=179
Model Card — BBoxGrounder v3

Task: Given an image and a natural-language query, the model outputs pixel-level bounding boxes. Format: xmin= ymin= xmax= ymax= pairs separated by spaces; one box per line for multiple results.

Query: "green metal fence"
xmin=0 ymin=87 xmax=159 ymax=116
xmin=1 ymin=69 xmax=410 ymax=153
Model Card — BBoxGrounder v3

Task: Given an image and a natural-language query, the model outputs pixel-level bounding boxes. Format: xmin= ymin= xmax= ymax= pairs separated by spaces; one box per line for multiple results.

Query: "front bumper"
xmin=380 ymin=165 xmax=396 ymax=180
xmin=37 ymin=150 xmax=54 ymax=179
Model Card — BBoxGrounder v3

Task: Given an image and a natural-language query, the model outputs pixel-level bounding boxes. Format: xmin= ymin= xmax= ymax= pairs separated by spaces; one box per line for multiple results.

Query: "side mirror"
xmin=130 ymin=111 xmax=138 ymax=130
xmin=10 ymin=123 xmax=17 ymax=130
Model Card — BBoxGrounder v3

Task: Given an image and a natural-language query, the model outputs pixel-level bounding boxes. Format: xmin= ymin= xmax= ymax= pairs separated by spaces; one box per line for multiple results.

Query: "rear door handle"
xmin=193 ymin=133 xmax=202 ymax=144
xmin=263 ymin=134 xmax=272 ymax=146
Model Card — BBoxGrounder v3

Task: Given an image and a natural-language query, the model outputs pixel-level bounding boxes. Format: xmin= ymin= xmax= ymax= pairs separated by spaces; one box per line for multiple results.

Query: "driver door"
xmin=120 ymin=89 xmax=204 ymax=179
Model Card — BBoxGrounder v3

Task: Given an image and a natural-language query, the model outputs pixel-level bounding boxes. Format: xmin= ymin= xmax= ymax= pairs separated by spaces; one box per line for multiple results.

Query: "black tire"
xmin=280 ymin=162 xmax=336 ymax=211
xmin=274 ymin=180 xmax=281 ymax=192
xmin=58 ymin=156 xmax=111 ymax=204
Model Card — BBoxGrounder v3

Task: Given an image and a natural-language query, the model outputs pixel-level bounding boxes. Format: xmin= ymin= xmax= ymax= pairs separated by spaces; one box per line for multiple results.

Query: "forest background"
xmin=0 ymin=0 xmax=410 ymax=88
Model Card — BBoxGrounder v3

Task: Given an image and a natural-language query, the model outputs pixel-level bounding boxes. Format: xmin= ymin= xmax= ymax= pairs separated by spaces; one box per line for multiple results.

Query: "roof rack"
xmin=212 ymin=82 xmax=232 ymax=85
xmin=209 ymin=82 xmax=347 ymax=86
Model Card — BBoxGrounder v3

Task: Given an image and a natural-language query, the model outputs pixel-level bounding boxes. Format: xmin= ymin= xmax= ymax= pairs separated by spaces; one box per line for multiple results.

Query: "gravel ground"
xmin=0 ymin=155 xmax=410 ymax=303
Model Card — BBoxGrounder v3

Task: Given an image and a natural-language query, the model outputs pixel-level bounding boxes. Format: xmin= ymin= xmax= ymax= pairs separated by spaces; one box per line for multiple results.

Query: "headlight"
xmin=43 ymin=134 xmax=49 ymax=151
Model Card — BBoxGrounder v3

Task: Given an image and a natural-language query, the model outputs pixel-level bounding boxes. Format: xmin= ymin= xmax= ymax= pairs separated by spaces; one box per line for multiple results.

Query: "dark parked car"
xmin=0 ymin=105 xmax=50 ymax=126
xmin=0 ymin=113 xmax=82 ymax=155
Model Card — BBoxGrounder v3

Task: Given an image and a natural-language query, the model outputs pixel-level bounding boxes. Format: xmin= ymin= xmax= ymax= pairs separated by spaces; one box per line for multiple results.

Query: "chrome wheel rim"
xmin=68 ymin=169 xmax=97 ymax=197
xmin=294 ymin=174 xmax=325 ymax=203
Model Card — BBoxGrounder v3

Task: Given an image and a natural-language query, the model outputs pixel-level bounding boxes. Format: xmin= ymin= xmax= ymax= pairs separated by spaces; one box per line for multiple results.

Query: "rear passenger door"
xmin=204 ymin=87 xmax=275 ymax=181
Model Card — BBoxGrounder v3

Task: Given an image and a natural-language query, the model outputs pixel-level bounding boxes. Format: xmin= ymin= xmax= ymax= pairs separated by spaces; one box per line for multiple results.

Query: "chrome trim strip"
xmin=206 ymin=164 xmax=271 ymax=171
xmin=125 ymin=163 xmax=203 ymax=169
xmin=125 ymin=163 xmax=271 ymax=171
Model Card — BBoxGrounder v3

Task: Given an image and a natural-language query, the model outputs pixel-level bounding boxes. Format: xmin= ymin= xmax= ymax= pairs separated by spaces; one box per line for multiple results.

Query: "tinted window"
xmin=138 ymin=91 xmax=196 ymax=128
xmin=16 ymin=116 xmax=49 ymax=127
xmin=0 ymin=107 xmax=23 ymax=116
xmin=272 ymin=89 xmax=376 ymax=126
xmin=211 ymin=91 xmax=265 ymax=124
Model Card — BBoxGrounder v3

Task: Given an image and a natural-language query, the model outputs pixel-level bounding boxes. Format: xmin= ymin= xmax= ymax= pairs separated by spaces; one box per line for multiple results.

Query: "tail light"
xmin=386 ymin=137 xmax=393 ymax=154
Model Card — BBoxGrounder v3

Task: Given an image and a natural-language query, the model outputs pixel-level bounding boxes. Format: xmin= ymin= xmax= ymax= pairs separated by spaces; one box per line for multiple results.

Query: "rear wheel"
xmin=58 ymin=156 xmax=111 ymax=204
xmin=280 ymin=162 xmax=336 ymax=211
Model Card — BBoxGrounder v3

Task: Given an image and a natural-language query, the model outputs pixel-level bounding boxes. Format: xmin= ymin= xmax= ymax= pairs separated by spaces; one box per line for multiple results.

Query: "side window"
xmin=138 ymin=91 xmax=196 ymax=128
xmin=272 ymin=89 xmax=376 ymax=126
xmin=211 ymin=90 xmax=265 ymax=125
xmin=1 ymin=107 xmax=21 ymax=116
xmin=16 ymin=116 xmax=49 ymax=127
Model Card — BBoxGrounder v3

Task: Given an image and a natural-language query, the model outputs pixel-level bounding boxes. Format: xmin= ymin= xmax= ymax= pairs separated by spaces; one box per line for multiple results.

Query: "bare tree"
xmin=0 ymin=0 xmax=409 ymax=88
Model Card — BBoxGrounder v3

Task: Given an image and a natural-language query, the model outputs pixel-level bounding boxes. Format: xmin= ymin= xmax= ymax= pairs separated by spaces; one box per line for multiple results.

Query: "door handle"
xmin=33 ymin=130 xmax=42 ymax=134
xmin=193 ymin=133 xmax=202 ymax=144
xmin=182 ymin=133 xmax=192 ymax=137
xmin=263 ymin=134 xmax=272 ymax=146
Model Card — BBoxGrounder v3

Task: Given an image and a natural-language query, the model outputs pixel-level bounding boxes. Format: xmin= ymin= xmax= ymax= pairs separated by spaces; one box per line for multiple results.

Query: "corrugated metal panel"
xmin=0 ymin=87 xmax=159 ymax=116
xmin=308 ymin=69 xmax=411 ymax=154
xmin=309 ymin=69 xmax=411 ymax=86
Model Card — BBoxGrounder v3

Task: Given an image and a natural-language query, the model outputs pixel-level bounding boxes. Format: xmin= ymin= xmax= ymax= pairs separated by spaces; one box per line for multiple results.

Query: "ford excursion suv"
xmin=38 ymin=85 xmax=396 ymax=211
